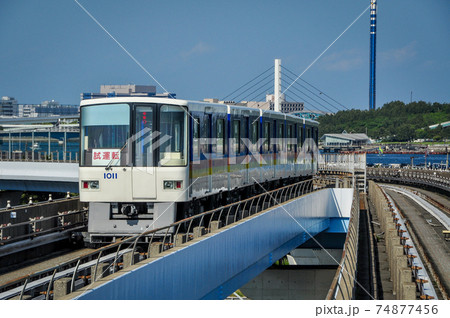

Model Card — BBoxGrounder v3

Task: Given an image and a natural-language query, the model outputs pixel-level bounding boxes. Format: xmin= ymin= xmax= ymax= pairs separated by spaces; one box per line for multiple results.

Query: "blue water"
xmin=0 ymin=131 xmax=79 ymax=156
xmin=366 ymin=153 xmax=448 ymax=167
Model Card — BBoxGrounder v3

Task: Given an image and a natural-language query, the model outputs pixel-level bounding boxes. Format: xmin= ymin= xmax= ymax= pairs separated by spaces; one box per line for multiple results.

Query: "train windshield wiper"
xmin=105 ymin=141 xmax=128 ymax=171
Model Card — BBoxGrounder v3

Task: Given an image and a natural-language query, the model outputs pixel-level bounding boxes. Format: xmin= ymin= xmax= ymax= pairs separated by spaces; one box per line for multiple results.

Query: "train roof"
xmin=80 ymin=96 xmax=318 ymax=125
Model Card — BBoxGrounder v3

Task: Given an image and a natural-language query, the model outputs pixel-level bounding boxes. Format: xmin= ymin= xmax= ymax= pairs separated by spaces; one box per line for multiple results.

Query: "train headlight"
xmin=81 ymin=180 xmax=99 ymax=190
xmin=164 ymin=181 xmax=174 ymax=189
xmin=89 ymin=181 xmax=99 ymax=189
xmin=163 ymin=181 xmax=183 ymax=190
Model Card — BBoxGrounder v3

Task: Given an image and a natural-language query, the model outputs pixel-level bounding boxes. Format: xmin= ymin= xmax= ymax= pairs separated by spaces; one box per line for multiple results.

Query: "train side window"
xmin=251 ymin=120 xmax=259 ymax=153
xmin=263 ymin=122 xmax=270 ymax=152
xmin=278 ymin=123 xmax=284 ymax=153
xmin=232 ymin=120 xmax=240 ymax=154
xmin=287 ymin=124 xmax=293 ymax=151
xmin=193 ymin=117 xmax=200 ymax=158
xmin=298 ymin=125 xmax=303 ymax=149
xmin=216 ymin=119 xmax=225 ymax=155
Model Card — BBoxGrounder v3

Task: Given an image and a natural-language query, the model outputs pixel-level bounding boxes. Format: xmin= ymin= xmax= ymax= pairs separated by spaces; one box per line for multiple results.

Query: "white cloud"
xmin=180 ymin=42 xmax=214 ymax=59
xmin=379 ymin=41 xmax=417 ymax=64
xmin=319 ymin=49 xmax=364 ymax=71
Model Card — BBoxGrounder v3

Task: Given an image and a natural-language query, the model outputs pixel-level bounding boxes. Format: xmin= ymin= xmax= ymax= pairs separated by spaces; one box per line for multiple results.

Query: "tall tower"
xmin=369 ymin=0 xmax=377 ymax=110
xmin=274 ymin=59 xmax=281 ymax=112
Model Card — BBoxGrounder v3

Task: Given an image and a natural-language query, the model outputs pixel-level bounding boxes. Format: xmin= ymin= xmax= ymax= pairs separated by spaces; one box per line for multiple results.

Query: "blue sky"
xmin=1 ymin=0 xmax=449 ymax=111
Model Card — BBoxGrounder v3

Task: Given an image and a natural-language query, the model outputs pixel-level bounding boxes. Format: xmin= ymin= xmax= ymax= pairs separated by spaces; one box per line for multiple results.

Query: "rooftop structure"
xmin=83 ymin=84 xmax=175 ymax=100
xmin=321 ymin=133 xmax=371 ymax=147
xmin=290 ymin=110 xmax=330 ymax=120
xmin=100 ymin=84 xmax=156 ymax=95
xmin=204 ymin=94 xmax=304 ymax=114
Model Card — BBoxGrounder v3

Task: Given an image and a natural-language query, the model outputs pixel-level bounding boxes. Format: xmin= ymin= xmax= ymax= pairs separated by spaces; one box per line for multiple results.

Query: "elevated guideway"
xmin=0 ymin=180 xmax=357 ymax=300
xmin=0 ymin=161 xmax=78 ymax=192
xmin=70 ymin=186 xmax=353 ymax=300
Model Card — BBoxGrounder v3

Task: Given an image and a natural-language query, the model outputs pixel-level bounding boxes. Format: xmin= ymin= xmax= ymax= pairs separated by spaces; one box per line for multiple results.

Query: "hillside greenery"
xmin=318 ymin=101 xmax=450 ymax=142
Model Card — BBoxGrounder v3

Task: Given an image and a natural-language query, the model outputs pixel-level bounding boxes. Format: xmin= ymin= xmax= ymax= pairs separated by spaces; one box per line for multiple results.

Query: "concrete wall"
xmin=241 ymin=268 xmax=337 ymax=300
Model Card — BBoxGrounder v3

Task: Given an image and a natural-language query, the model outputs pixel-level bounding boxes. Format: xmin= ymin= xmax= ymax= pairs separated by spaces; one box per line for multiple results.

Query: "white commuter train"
xmin=79 ymin=96 xmax=319 ymax=245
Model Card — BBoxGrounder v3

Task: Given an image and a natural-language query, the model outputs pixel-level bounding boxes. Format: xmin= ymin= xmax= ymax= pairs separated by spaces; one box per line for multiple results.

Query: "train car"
xmin=79 ymin=96 xmax=319 ymax=244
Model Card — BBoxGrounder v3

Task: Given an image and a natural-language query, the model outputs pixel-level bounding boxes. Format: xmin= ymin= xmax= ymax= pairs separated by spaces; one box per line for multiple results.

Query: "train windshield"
xmin=81 ymin=104 xmax=130 ymax=166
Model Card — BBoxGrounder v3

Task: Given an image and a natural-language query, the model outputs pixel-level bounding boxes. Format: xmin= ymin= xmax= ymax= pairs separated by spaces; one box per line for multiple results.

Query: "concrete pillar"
xmin=210 ymin=221 xmax=220 ymax=232
xmin=401 ymin=282 xmax=416 ymax=300
xmin=398 ymin=267 xmax=412 ymax=299
xmin=54 ymin=277 xmax=72 ymax=300
xmin=149 ymin=242 xmax=162 ymax=256
xmin=392 ymin=253 xmax=405 ymax=295
xmin=390 ymin=245 xmax=404 ymax=284
xmin=123 ymin=252 xmax=140 ymax=268
xmin=386 ymin=228 xmax=397 ymax=262
xmin=91 ymin=262 xmax=109 ymax=280
xmin=175 ymin=233 xmax=186 ymax=246
xmin=193 ymin=226 xmax=205 ymax=239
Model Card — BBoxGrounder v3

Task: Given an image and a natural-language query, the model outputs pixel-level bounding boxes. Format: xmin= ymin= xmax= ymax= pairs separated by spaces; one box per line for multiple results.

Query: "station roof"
xmin=321 ymin=133 xmax=370 ymax=141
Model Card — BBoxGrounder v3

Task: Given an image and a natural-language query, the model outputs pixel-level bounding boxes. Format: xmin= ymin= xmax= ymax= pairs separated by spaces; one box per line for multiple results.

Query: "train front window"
xmin=81 ymin=104 xmax=130 ymax=166
xmin=159 ymin=105 xmax=188 ymax=166
xmin=134 ymin=106 xmax=154 ymax=167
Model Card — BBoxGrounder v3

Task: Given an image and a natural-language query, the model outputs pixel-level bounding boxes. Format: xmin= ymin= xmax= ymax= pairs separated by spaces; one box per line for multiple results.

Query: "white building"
xmin=0 ymin=96 xmax=18 ymax=116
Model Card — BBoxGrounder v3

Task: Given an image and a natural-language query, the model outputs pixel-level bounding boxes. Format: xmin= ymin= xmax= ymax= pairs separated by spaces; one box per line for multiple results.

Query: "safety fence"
xmin=326 ymin=184 xmax=360 ymax=300
xmin=319 ymin=153 xmax=366 ymax=174
xmin=0 ymin=178 xmax=330 ymax=300
xmin=0 ymin=150 xmax=79 ymax=163
xmin=367 ymin=167 xmax=450 ymax=193
xmin=0 ymin=196 xmax=87 ymax=245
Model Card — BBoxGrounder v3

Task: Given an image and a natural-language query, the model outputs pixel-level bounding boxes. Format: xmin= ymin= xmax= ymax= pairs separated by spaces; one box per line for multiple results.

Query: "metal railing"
xmin=367 ymin=167 xmax=450 ymax=193
xmin=0 ymin=178 xmax=326 ymax=300
xmin=0 ymin=150 xmax=79 ymax=163
xmin=319 ymin=153 xmax=366 ymax=174
xmin=0 ymin=197 xmax=87 ymax=245
xmin=326 ymin=184 xmax=360 ymax=300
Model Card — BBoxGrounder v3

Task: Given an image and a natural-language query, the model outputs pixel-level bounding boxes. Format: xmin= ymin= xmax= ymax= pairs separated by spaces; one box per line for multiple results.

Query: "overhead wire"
xmin=222 ymin=66 xmax=274 ymax=101
xmin=282 ymin=65 xmax=348 ymax=110
xmin=240 ymin=77 xmax=274 ymax=102
xmin=282 ymin=86 xmax=330 ymax=114
xmin=228 ymin=71 xmax=274 ymax=102
xmin=281 ymin=76 xmax=336 ymax=114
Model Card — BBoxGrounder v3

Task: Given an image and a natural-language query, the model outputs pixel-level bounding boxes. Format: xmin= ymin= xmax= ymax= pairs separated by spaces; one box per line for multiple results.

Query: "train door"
xmin=244 ymin=116 xmax=250 ymax=184
xmin=132 ymin=105 xmax=157 ymax=199
xmin=206 ymin=113 xmax=213 ymax=193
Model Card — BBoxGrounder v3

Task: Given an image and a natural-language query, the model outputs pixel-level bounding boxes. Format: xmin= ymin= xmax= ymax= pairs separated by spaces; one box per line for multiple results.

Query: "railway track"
xmin=382 ymin=185 xmax=450 ymax=299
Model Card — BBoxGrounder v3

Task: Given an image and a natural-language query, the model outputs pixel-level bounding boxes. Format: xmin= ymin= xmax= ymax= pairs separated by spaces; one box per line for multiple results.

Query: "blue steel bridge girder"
xmin=74 ymin=188 xmax=353 ymax=300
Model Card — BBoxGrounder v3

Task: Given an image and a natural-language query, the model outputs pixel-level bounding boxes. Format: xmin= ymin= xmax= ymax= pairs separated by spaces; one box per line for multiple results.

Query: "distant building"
xmin=290 ymin=110 xmax=330 ymax=120
xmin=18 ymin=104 xmax=37 ymax=117
xmin=0 ymin=96 xmax=78 ymax=118
xmin=204 ymin=94 xmax=304 ymax=114
xmin=83 ymin=84 xmax=175 ymax=99
xmin=0 ymin=96 xmax=19 ymax=116
xmin=321 ymin=133 xmax=371 ymax=147
xmin=35 ymin=100 xmax=79 ymax=117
